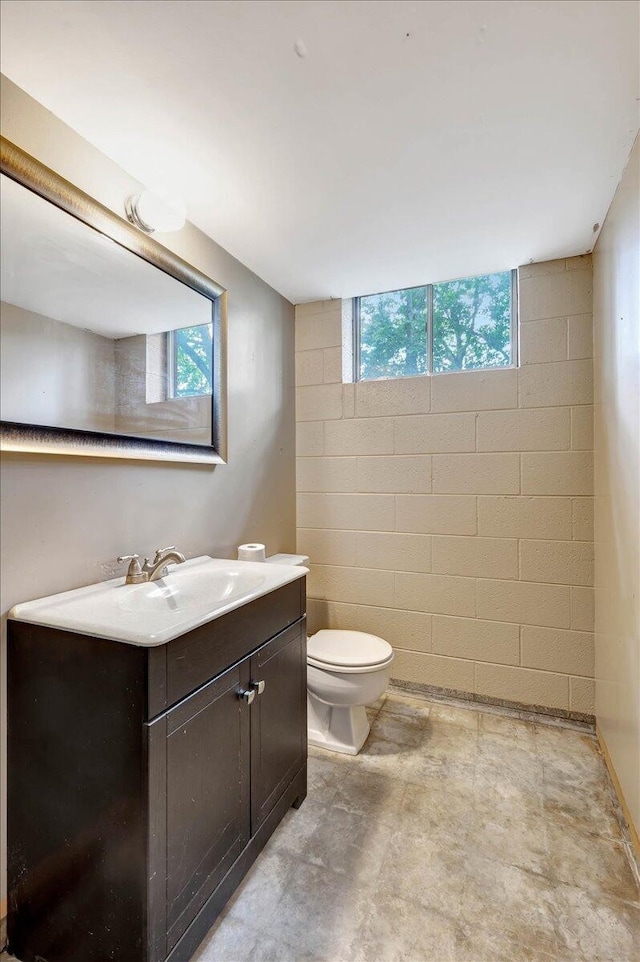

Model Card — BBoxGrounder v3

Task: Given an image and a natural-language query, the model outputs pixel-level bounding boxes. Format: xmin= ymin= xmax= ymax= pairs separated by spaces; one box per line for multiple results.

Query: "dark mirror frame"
xmin=0 ymin=136 xmax=228 ymax=464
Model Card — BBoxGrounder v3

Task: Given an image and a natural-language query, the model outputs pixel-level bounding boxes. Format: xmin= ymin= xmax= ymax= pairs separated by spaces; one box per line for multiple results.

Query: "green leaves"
xmin=358 ymin=271 xmax=512 ymax=380
xmin=432 ymin=272 xmax=511 ymax=373
xmin=360 ymin=285 xmax=427 ymax=379
xmin=173 ymin=323 xmax=213 ymax=397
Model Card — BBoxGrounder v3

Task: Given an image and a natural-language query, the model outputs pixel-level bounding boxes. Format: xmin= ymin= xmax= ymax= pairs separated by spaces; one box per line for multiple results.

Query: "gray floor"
xmin=194 ymin=692 xmax=640 ymax=962
xmin=2 ymin=693 xmax=638 ymax=962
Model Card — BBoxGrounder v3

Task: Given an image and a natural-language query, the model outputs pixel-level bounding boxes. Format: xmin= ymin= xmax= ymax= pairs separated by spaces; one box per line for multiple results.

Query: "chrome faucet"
xmin=117 ymin=546 xmax=186 ymax=585
xmin=144 ymin=546 xmax=187 ymax=581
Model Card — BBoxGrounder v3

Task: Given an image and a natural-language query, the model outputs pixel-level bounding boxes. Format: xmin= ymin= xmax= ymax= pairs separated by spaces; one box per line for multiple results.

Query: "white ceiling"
xmin=1 ymin=0 xmax=638 ymax=304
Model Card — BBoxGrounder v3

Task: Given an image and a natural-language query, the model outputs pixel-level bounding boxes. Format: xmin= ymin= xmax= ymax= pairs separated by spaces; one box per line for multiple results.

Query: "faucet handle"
xmin=117 ymin=553 xmax=140 ymax=566
xmin=117 ymin=554 xmax=144 ymax=583
xmin=153 ymin=546 xmax=176 ymax=563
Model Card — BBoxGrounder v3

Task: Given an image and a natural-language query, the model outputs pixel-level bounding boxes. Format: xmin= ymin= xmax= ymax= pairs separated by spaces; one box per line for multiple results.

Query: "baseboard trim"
xmin=389 ymin=678 xmax=595 ymax=731
xmin=597 ymin=725 xmax=640 ymax=880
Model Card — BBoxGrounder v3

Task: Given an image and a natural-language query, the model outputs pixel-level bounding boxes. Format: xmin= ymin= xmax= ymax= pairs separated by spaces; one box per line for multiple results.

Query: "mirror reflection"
xmin=0 ymin=172 xmax=215 ymax=445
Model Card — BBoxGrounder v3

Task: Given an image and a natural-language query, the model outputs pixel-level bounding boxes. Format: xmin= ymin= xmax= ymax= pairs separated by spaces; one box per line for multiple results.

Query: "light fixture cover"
xmin=126 ymin=189 xmax=186 ymax=233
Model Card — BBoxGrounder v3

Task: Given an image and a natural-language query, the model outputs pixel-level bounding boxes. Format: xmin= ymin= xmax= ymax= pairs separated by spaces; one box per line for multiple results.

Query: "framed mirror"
xmin=0 ymin=137 xmax=227 ymax=464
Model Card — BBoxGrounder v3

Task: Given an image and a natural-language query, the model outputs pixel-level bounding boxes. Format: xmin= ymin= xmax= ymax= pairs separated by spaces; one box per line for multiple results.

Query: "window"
xmin=354 ymin=269 xmax=516 ymax=380
xmin=168 ymin=322 xmax=213 ymax=398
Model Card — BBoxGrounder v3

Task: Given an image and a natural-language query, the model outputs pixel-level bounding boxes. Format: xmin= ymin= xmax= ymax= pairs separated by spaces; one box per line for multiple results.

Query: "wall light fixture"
xmin=125 ymin=189 xmax=186 ymax=234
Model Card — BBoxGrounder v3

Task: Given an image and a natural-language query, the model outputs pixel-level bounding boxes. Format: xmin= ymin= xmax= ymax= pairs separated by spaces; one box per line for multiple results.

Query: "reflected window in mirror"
xmin=168 ymin=322 xmax=213 ymax=399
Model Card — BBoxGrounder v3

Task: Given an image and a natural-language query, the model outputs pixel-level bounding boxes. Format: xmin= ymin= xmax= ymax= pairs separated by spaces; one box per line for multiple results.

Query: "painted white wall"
xmin=593 ymin=136 xmax=640 ymax=839
xmin=0 ymin=75 xmax=296 ymax=907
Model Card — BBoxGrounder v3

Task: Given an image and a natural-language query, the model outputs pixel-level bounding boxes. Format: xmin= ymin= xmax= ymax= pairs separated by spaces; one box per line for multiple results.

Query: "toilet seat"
xmin=307 ymin=629 xmax=394 ymax=674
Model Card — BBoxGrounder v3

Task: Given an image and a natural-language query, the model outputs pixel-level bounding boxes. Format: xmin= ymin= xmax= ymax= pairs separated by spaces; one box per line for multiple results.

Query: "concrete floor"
xmin=2 ymin=692 xmax=638 ymax=961
xmin=194 ymin=692 xmax=640 ymax=962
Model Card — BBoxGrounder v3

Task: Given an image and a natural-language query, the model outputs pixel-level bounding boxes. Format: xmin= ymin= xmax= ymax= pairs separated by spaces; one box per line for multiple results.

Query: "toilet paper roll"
xmin=237 ymin=543 xmax=266 ymax=563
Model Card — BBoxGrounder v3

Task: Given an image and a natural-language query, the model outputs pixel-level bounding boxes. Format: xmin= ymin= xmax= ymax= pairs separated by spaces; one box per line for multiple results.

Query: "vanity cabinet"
xmin=8 ymin=579 xmax=307 ymax=962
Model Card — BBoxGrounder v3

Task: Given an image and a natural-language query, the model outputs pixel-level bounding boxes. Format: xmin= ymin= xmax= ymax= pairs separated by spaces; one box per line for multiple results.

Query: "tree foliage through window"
xmin=172 ymin=323 xmax=213 ymax=397
xmin=432 ymin=272 xmax=512 ymax=373
xmin=358 ymin=271 xmax=513 ymax=380
xmin=359 ymin=286 xmax=427 ymax=379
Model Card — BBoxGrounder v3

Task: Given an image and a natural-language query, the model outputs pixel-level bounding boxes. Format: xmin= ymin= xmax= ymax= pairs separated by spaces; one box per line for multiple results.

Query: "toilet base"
xmin=307 ymin=693 xmax=371 ymax=755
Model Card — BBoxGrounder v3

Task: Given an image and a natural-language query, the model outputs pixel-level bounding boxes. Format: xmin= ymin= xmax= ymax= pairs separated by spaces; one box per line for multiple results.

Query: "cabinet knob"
xmin=239 ymin=689 xmax=255 ymax=705
xmin=253 ymin=680 xmax=266 ymax=695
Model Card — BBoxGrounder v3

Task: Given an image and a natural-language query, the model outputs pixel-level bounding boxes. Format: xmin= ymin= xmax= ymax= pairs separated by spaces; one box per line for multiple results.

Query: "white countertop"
xmin=9 ymin=555 xmax=308 ymax=646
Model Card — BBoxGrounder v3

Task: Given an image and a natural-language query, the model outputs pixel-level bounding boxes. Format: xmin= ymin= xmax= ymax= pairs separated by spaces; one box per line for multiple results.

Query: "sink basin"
xmin=117 ymin=566 xmax=267 ymax=614
xmin=9 ymin=556 xmax=308 ymax=646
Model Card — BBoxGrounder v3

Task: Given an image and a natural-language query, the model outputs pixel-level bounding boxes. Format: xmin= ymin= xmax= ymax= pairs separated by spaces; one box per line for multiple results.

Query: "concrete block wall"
xmin=295 ymin=256 xmax=595 ymax=714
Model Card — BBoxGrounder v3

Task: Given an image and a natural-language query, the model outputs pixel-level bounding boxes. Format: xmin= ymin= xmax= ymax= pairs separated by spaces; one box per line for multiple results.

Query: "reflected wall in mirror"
xmin=0 ymin=138 xmax=227 ymax=463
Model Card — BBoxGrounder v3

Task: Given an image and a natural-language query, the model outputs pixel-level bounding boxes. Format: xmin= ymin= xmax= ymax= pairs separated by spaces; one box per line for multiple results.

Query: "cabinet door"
xmin=250 ymin=621 xmax=307 ymax=831
xmin=161 ymin=661 xmax=251 ymax=952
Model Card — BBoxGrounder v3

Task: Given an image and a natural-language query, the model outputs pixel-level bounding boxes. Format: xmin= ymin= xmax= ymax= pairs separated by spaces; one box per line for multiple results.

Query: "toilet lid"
xmin=307 ymin=629 xmax=393 ymax=669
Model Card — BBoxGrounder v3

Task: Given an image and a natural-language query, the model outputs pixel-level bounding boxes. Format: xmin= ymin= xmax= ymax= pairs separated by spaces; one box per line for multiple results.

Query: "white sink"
xmin=117 ymin=565 xmax=267 ymax=614
xmin=9 ymin=556 xmax=308 ymax=646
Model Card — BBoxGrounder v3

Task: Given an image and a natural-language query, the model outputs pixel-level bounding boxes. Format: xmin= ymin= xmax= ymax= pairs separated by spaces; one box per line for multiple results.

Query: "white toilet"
xmin=266 ymin=552 xmax=395 ymax=755
xmin=307 ymin=629 xmax=394 ymax=755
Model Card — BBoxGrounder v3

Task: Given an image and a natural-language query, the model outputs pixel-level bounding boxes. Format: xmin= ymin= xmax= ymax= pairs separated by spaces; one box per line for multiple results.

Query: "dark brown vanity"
xmin=8 ymin=577 xmax=307 ymax=962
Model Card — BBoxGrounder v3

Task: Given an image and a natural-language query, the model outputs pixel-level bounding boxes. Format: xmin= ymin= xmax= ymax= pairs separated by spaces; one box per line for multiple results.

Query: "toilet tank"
xmin=266 ymin=553 xmax=310 ymax=566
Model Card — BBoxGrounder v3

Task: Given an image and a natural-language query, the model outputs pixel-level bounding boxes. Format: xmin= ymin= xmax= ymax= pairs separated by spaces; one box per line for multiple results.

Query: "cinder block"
xmin=521 ymin=451 xmax=593 ymax=496
xmin=355 ymin=376 xmax=430 ymax=417
xmin=521 ymin=626 xmax=594 ymax=676
xmin=296 ymin=421 xmax=324 ymax=457
xmin=323 ymin=346 xmax=342 ymax=383
xmin=478 ymin=496 xmax=573 ymax=540
xmin=306 ymin=598 xmax=433 ymax=653
xmin=394 ymin=413 xmax=476 ymax=453
xmin=565 ymin=255 xmax=592 ymax=272
xmin=432 ymin=615 xmax=520 ymax=665
xmin=520 ymin=318 xmax=567 ymax=365
xmin=342 ymin=383 xmax=356 ymax=418
xmin=295 ymin=299 xmax=341 ymax=319
xmin=519 ymin=540 xmax=594 ymax=586
xmin=432 ymin=453 xmax=520 ymax=494
xmin=357 ymin=455 xmax=432 ymax=493
xmin=568 ymin=314 xmax=593 ymax=359
xmin=396 ymin=495 xmax=477 ymax=535
xmin=518 ymin=259 xmax=567 ymax=279
xmin=572 ymin=498 xmax=594 ymax=541
xmin=569 ymin=676 xmax=595 ymax=714
xmin=296 ymin=457 xmax=357 ymax=492
xmin=432 ymin=536 xmax=518 ymax=580
xmin=571 ymin=406 xmax=593 ymax=450
xmin=295 ymin=349 xmax=324 ymax=385
xmin=355 ymin=531 xmax=432 ymax=573
xmin=296 ymin=492 xmax=395 ymax=530
xmin=295 ymin=306 xmax=342 ymax=350
xmin=475 ymin=663 xmax=569 ymax=710
xmin=519 ymin=269 xmax=592 ymax=322
xmin=518 ymin=359 xmax=593 ymax=408
xmin=394 ymin=571 xmax=476 ymax=617
xmin=324 ymin=417 xmax=394 ymax=455
xmin=391 ymin=649 xmax=475 ymax=690
xmin=477 ymin=579 xmax=571 ymax=628
xmin=297 ymin=528 xmax=358 ymax=566
xmin=477 ymin=408 xmax=570 ymax=452
xmin=431 ymin=368 xmax=518 ymax=413
xmin=296 ymin=383 xmax=343 ymax=421
xmin=305 ymin=596 xmax=327 ymax=635
xmin=571 ymin=586 xmax=595 ymax=631
xmin=307 ymin=564 xmax=395 ymax=607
